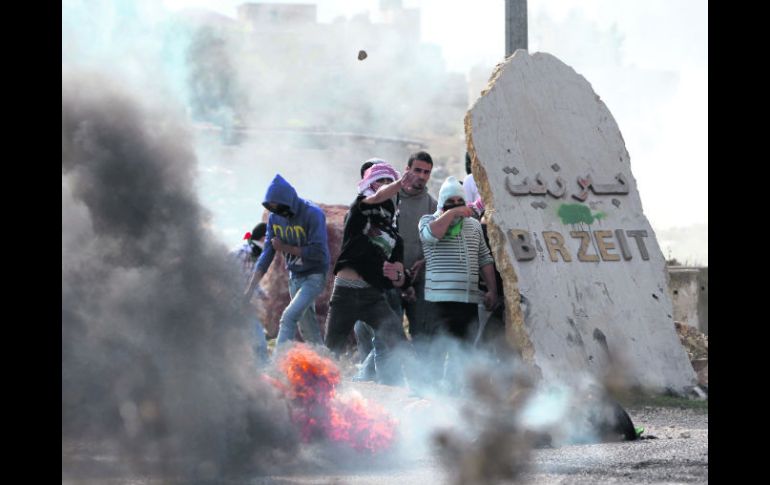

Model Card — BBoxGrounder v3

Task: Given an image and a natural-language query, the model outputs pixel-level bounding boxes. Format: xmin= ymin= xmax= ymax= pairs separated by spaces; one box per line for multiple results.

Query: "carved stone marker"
xmin=466 ymin=50 xmax=696 ymax=393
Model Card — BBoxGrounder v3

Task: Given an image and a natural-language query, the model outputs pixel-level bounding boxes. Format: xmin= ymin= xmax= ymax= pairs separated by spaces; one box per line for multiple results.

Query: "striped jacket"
xmin=418 ymin=214 xmax=494 ymax=303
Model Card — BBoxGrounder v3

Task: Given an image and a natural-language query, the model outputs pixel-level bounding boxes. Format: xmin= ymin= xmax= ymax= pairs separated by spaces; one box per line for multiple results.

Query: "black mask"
xmin=442 ymin=202 xmax=464 ymax=212
xmin=267 ymin=203 xmax=294 ymax=219
xmin=248 ymin=240 xmax=262 ymax=258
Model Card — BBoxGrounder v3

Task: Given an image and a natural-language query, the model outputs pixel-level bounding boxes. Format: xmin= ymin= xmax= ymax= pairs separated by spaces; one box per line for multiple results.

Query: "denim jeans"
xmin=402 ymin=280 xmax=435 ymax=339
xmin=325 ymin=283 xmax=408 ymax=385
xmin=436 ymin=301 xmax=478 ymax=391
xmin=354 ymin=288 xmax=403 ymax=380
xmin=354 ymin=321 xmax=376 ymax=380
xmin=253 ymin=317 xmax=269 ymax=365
xmin=276 ymin=271 xmax=326 ymax=347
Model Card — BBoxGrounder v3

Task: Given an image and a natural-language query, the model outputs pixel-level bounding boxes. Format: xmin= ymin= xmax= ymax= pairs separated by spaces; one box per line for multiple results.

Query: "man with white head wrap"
xmin=418 ymin=176 xmax=498 ymax=390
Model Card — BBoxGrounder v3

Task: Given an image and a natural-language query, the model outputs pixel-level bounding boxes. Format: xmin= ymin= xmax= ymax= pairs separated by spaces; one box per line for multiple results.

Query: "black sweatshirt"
xmin=334 ymin=195 xmax=406 ymax=290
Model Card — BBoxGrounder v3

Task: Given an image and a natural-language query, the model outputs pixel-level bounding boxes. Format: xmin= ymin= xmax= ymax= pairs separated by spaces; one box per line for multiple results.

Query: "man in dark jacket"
xmin=244 ymin=174 xmax=330 ymax=348
xmin=354 ymin=152 xmax=437 ymax=380
xmin=325 ymin=160 xmax=417 ymax=384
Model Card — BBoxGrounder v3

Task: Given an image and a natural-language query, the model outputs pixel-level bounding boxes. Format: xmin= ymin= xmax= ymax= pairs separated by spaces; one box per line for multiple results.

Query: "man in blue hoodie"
xmin=243 ymin=174 xmax=330 ymax=348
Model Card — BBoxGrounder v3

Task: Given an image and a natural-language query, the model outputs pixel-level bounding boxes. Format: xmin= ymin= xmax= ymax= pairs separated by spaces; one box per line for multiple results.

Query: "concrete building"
xmin=180 ymin=1 xmax=467 ymax=145
xmin=667 ymin=266 xmax=708 ymax=335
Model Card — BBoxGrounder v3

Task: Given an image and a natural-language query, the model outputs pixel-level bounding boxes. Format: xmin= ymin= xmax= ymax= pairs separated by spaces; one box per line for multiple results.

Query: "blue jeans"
xmin=276 ymin=271 xmax=326 ymax=347
xmin=253 ymin=317 xmax=269 ymax=366
xmin=354 ymin=288 xmax=403 ymax=380
xmin=354 ymin=321 xmax=376 ymax=380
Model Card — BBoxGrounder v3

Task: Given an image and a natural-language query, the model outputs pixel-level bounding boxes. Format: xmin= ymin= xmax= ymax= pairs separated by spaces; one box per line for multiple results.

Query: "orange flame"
xmin=267 ymin=344 xmax=397 ymax=452
xmin=327 ymin=394 xmax=397 ymax=452
xmin=278 ymin=343 xmax=340 ymax=405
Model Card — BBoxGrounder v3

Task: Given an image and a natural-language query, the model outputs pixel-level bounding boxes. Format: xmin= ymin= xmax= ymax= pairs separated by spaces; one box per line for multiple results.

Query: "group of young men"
xmin=235 ymin=151 xmax=502 ymax=389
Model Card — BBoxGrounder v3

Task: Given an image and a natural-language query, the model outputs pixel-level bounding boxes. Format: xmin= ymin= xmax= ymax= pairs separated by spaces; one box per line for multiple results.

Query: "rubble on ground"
xmin=674 ymin=321 xmax=708 ymax=387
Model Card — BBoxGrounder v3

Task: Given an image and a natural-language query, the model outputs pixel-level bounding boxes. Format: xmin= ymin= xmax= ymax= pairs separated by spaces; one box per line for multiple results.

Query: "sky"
xmin=65 ymin=0 xmax=708 ymax=264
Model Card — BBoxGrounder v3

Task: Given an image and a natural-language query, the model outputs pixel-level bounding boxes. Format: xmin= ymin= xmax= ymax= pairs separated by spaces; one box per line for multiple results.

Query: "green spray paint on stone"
xmin=557 ymin=203 xmax=606 ymax=225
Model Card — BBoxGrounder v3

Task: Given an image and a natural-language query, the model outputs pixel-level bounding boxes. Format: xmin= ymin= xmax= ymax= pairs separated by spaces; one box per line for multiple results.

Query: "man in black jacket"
xmin=324 ymin=160 xmax=417 ymax=384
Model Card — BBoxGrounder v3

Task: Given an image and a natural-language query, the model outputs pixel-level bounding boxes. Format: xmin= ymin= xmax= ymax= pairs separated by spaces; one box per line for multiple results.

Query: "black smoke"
xmin=62 ymin=70 xmax=298 ymax=481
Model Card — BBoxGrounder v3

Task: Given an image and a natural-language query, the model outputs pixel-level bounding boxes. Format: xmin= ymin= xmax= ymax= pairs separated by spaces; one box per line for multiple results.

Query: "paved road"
xmin=253 ymin=402 xmax=708 ymax=484
xmin=63 ymin=381 xmax=707 ymax=484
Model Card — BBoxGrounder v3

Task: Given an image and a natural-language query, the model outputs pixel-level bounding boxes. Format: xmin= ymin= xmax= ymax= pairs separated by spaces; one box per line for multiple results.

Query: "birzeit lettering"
xmin=507 ymin=229 xmax=650 ymax=262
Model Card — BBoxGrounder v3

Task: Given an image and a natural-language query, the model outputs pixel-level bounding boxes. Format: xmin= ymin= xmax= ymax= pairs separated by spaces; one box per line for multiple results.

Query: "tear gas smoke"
xmin=62 ymin=70 xmax=299 ymax=480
